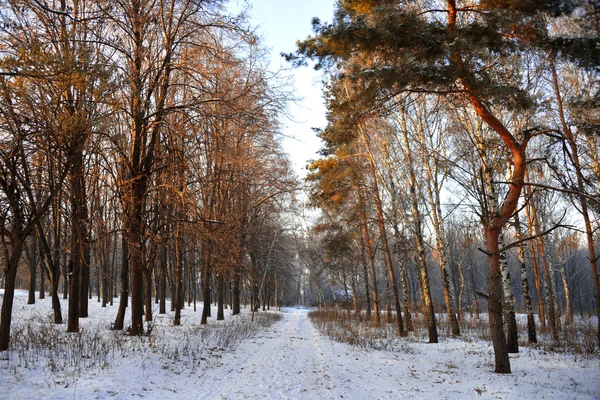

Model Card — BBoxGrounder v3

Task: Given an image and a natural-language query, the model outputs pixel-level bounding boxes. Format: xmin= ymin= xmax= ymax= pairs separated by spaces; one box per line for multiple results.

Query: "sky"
xmin=231 ymin=0 xmax=336 ymax=179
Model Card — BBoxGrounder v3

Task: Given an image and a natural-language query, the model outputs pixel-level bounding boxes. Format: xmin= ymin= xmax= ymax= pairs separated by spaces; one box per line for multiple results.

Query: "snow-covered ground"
xmin=1 ymin=290 xmax=599 ymax=399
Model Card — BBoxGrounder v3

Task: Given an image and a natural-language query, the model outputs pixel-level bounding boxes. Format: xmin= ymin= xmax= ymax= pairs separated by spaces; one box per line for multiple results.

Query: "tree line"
xmin=288 ymin=0 xmax=599 ymax=374
xmin=0 ymin=0 xmax=300 ymax=351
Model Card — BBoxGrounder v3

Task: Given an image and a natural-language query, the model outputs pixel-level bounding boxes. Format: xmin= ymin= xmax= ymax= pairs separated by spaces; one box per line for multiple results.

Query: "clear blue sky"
xmin=234 ymin=0 xmax=336 ymax=178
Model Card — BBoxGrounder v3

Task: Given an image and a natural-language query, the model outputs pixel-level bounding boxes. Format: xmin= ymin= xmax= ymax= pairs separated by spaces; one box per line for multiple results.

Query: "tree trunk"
xmin=217 ymin=274 xmax=225 ymax=320
xmin=546 ymin=255 xmax=562 ymax=334
xmin=514 ymin=213 xmax=537 ymax=343
xmin=415 ymin=233 xmax=438 ymax=344
xmin=360 ymin=238 xmax=371 ymax=318
xmin=36 ymin=219 xmax=63 ymax=323
xmin=475 ymin=122 xmax=518 ymax=353
xmin=385 ymin=276 xmax=392 ymax=323
xmin=113 ymin=236 xmax=129 ymax=330
xmin=144 ymin=262 xmax=153 ymax=322
xmin=50 ymin=265 xmax=62 ymax=324
xmin=457 ymin=262 xmax=466 ymax=322
xmin=110 ymin=230 xmax=117 ymax=306
xmin=400 ymin=246 xmax=414 ymax=331
xmin=67 ymin=154 xmax=86 ymax=332
xmin=559 ymin=260 xmax=572 ymax=326
xmin=72 ymin=150 xmax=90 ymax=320
xmin=201 ymin=246 xmax=211 ymax=324
xmin=62 ymin=253 xmax=68 ymax=299
xmin=400 ymin=121 xmax=437 ymax=342
xmin=174 ymin=227 xmax=184 ymax=326
xmin=499 ymin=232 xmax=519 ymax=353
xmin=126 ymin=186 xmax=145 ymax=335
xmin=27 ymin=236 xmax=37 ymax=305
xmin=169 ymin=248 xmax=176 ymax=312
xmin=351 ymin=268 xmax=361 ymax=317
xmin=469 ymin=265 xmax=480 ymax=322
xmin=102 ymin=254 xmax=109 ymax=308
xmin=232 ymin=273 xmax=241 ymax=315
xmin=485 ymin=227 xmax=511 ymax=373
xmin=0 ymin=246 xmax=24 ymax=351
xmin=159 ymin=241 xmax=167 ymax=315
xmin=448 ymin=0 xmax=527 ymax=372
xmin=39 ymin=254 xmax=46 ymax=299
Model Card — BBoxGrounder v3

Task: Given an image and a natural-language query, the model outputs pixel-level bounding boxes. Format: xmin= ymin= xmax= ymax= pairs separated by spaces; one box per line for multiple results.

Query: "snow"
xmin=1 ymin=290 xmax=599 ymax=399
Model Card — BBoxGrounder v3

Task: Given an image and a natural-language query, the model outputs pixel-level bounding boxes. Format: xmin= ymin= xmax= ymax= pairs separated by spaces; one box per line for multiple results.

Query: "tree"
xmin=102 ymin=0 xmax=229 ymax=335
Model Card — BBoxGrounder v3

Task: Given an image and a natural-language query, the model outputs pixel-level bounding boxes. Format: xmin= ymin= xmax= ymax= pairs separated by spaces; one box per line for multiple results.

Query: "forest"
xmin=0 ymin=0 xmax=599 ymax=397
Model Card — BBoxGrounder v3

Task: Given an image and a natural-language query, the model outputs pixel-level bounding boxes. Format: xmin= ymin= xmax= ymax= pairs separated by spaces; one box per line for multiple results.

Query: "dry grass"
xmin=309 ymin=307 xmax=599 ymax=357
xmin=516 ymin=317 xmax=599 ymax=356
xmin=1 ymin=310 xmax=283 ymax=377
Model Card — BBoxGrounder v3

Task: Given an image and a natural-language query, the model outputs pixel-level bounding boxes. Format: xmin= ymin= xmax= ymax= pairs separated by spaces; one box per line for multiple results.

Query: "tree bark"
xmin=102 ymin=253 xmax=109 ymax=308
xmin=174 ymin=225 xmax=184 ymax=326
xmin=232 ymin=273 xmax=241 ymax=315
xmin=217 ymin=274 xmax=225 ymax=320
xmin=485 ymin=227 xmax=511 ymax=373
xmin=559 ymin=260 xmax=572 ymax=326
xmin=144 ymin=261 xmax=153 ymax=322
xmin=514 ymin=213 xmax=537 ymax=343
xmin=359 ymin=237 xmax=371 ymax=318
xmin=0 ymin=245 xmax=24 ymax=351
xmin=113 ymin=236 xmax=129 ymax=330
xmin=39 ymin=253 xmax=45 ymax=299
xmin=26 ymin=236 xmax=37 ymax=305
xmin=201 ymin=245 xmax=212 ymax=325
xmin=499 ymin=232 xmax=519 ymax=353
xmin=159 ymin=240 xmax=167 ymax=315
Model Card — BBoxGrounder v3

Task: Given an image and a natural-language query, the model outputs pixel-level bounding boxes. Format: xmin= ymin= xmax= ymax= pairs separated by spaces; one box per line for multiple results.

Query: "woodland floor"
xmin=0 ymin=291 xmax=599 ymax=399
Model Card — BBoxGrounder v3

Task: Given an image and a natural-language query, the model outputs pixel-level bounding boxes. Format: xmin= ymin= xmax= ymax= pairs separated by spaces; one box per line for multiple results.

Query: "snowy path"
xmin=196 ymin=308 xmax=600 ymax=400
xmin=200 ymin=308 xmax=335 ymax=399
xmin=2 ymin=295 xmax=598 ymax=400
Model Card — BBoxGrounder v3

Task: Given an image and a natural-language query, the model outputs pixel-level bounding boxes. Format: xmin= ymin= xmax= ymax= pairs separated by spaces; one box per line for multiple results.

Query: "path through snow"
xmin=1 ymin=296 xmax=599 ymax=399
xmin=196 ymin=307 xmax=599 ymax=400
xmin=201 ymin=307 xmax=334 ymax=399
